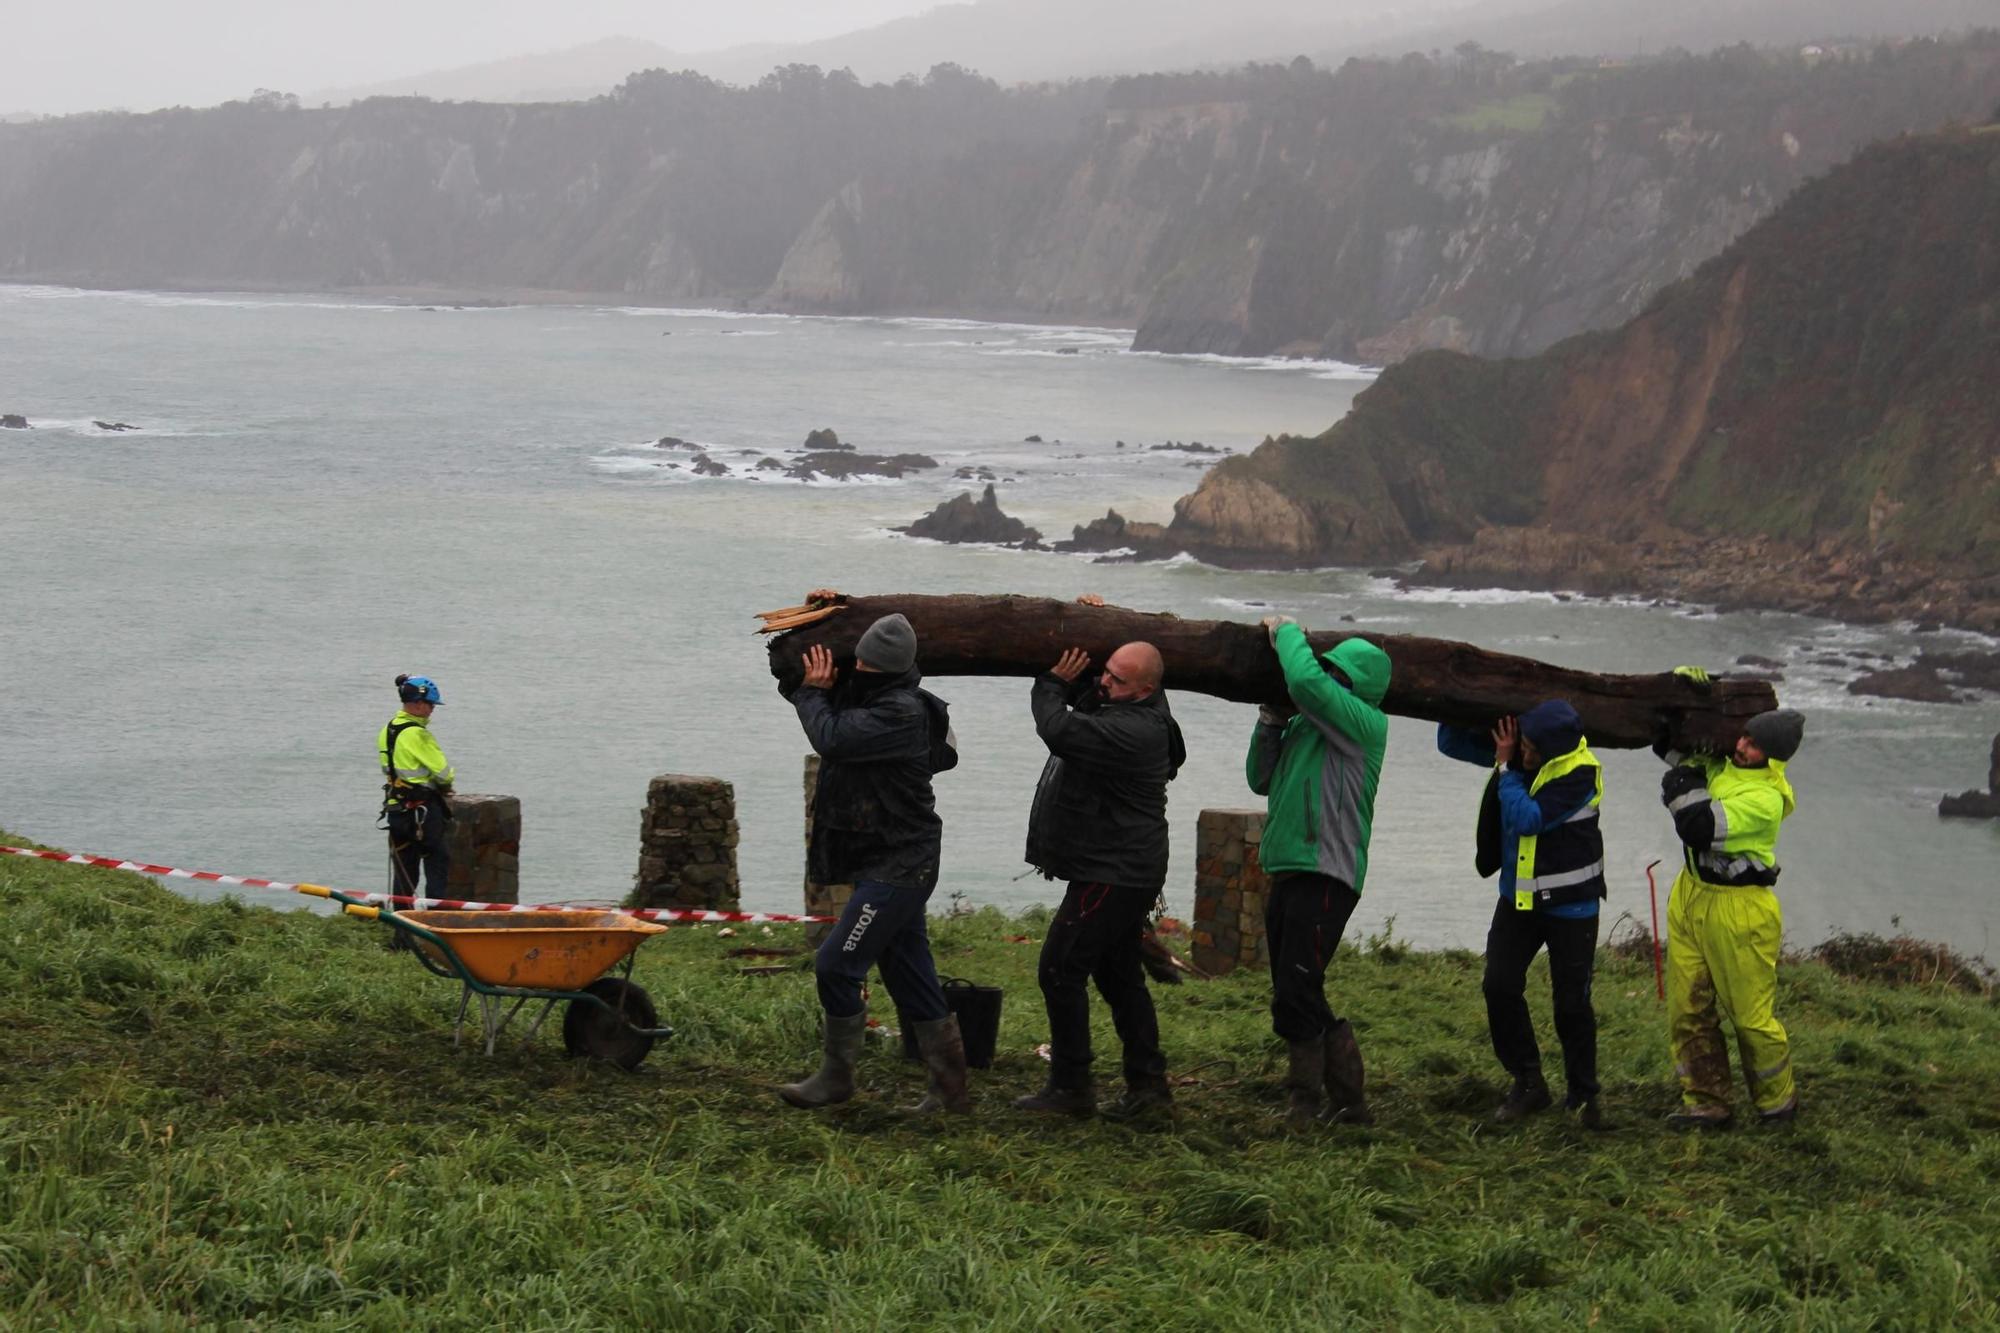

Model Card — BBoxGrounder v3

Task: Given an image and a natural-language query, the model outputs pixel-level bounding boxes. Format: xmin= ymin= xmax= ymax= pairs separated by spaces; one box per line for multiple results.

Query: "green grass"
xmin=4 ymin=830 xmax=1999 ymax=1329
xmin=1435 ymin=93 xmax=1558 ymax=134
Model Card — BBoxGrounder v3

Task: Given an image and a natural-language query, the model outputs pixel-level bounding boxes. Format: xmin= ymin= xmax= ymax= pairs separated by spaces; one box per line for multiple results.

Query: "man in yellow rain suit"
xmin=1657 ymin=703 xmax=1804 ymax=1127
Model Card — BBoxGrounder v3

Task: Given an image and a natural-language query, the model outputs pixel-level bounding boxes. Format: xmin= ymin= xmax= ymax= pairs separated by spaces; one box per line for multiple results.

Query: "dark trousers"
xmin=1037 ymin=881 xmax=1166 ymax=1090
xmin=1265 ymin=872 xmax=1361 ymax=1043
xmin=815 ymin=879 xmax=950 ymax=1022
xmin=1482 ymin=897 xmax=1601 ymax=1102
xmin=386 ymin=803 xmax=450 ymax=898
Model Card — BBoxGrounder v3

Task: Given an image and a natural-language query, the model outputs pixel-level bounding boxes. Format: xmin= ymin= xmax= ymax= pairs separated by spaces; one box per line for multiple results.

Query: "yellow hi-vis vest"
xmin=1512 ymin=738 xmax=1605 ymax=911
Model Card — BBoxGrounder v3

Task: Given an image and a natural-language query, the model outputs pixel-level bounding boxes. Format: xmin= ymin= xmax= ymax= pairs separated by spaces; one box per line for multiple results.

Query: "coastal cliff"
xmin=1155 ymin=128 xmax=2000 ymax=631
xmin=5 ymin=39 xmax=2000 ymax=360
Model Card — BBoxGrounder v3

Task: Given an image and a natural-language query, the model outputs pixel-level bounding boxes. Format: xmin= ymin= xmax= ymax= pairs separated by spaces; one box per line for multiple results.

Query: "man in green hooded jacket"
xmin=1246 ymin=616 xmax=1393 ymax=1125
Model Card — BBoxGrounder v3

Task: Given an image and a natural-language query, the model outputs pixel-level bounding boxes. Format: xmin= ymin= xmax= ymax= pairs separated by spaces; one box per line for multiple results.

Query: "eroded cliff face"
xmin=6 ymin=42 xmax=2000 ymax=364
xmin=1158 ymin=129 xmax=2000 ymax=631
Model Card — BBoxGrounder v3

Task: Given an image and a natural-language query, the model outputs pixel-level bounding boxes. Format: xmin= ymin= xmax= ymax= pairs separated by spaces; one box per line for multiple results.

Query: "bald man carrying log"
xmin=1015 ymin=595 xmax=1187 ymax=1120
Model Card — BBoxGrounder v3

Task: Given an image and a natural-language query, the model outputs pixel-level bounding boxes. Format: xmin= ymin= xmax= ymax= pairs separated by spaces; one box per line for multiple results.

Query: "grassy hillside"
xmin=4 ymin=831 xmax=1997 ymax=1327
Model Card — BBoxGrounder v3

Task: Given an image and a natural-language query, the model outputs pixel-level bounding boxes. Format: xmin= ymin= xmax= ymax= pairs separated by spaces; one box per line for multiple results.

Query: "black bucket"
xmin=899 ymin=976 xmax=1003 ymax=1069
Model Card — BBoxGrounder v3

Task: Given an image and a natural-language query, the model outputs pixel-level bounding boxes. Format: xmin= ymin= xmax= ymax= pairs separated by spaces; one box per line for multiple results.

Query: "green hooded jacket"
xmin=1245 ymin=625 xmax=1392 ymax=891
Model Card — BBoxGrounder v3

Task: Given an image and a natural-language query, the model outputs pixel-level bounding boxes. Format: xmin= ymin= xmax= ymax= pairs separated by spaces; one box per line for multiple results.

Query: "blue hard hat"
xmin=396 ymin=674 xmax=443 ymax=705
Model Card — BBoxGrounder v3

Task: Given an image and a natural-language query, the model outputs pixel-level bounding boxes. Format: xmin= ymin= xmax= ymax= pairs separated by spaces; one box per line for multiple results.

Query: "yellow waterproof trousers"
xmin=1665 ymin=869 xmax=1795 ymax=1114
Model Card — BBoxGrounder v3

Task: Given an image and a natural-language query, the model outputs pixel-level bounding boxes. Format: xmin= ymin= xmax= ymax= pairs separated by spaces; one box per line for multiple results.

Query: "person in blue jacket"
xmin=1438 ymin=700 xmax=1607 ymax=1128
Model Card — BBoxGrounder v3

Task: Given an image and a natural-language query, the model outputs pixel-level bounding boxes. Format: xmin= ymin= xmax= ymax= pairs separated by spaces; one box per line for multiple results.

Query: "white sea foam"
xmin=1362 ymin=576 xmax=1560 ymax=607
xmin=8 ymin=286 xmax=413 ymax=314
xmin=604 ymin=304 xmax=800 ymax=322
xmin=1124 ymin=348 xmax=1379 ymax=380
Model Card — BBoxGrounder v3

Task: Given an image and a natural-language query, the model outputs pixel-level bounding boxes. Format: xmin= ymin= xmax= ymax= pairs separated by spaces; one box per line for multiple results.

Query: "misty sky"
xmin=9 ymin=0 xmax=948 ymax=115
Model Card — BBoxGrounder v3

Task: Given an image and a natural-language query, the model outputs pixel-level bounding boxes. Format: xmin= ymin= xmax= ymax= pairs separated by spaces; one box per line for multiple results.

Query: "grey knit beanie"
xmin=1744 ymin=708 xmax=1805 ymax=762
xmin=856 ymin=613 xmax=918 ymax=673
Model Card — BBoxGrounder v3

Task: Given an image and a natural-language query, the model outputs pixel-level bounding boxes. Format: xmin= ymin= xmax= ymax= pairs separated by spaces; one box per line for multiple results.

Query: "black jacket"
xmin=794 ymin=667 xmax=945 ymax=892
xmin=1024 ymin=674 xmax=1186 ymax=891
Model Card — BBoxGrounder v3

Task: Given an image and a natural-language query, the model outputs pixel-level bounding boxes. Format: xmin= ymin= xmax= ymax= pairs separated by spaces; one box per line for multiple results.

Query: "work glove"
xmin=1671 ymin=665 xmax=1711 ymax=686
xmin=1660 ymin=765 xmax=1707 ymax=807
xmin=1257 ymin=703 xmax=1294 ymax=727
xmin=1261 ymin=614 xmax=1299 ymax=646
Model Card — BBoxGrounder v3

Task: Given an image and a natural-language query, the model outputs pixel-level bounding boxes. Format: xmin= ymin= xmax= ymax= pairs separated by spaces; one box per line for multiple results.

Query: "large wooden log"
xmin=764 ymin=594 xmax=1777 ymax=752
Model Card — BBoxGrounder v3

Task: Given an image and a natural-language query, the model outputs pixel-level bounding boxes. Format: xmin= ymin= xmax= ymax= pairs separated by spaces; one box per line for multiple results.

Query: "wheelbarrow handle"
xmin=343 ymin=904 xmax=381 ymax=920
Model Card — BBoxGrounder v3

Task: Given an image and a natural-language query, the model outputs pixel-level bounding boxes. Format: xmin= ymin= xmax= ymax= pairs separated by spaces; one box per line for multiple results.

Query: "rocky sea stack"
xmin=1939 ymin=733 xmax=2000 ymax=820
xmin=902 ymin=485 xmax=1042 ymax=548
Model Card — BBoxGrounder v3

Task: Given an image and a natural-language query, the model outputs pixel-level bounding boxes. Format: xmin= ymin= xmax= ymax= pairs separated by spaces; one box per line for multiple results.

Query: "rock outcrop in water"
xmin=784 ymin=451 xmax=937 ymax=481
xmin=902 ymin=484 xmax=1042 ymax=547
xmin=1152 ymin=128 xmax=2000 ymax=632
xmin=0 ymin=414 xmax=28 ymax=429
xmin=4 ymin=41 xmax=2000 ymax=362
xmin=1939 ymin=733 xmax=2000 ymax=819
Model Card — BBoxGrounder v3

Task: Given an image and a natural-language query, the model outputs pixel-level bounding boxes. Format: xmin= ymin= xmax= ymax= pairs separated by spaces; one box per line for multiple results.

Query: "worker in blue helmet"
xmin=378 ymin=673 xmax=456 ymax=901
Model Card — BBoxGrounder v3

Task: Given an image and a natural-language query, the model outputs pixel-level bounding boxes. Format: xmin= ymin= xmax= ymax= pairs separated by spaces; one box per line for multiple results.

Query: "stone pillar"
xmin=442 ymin=793 xmax=520 ymax=904
xmin=802 ymin=755 xmax=853 ymax=943
xmin=632 ymin=774 xmax=741 ymax=910
xmin=1190 ymin=808 xmax=1270 ymax=976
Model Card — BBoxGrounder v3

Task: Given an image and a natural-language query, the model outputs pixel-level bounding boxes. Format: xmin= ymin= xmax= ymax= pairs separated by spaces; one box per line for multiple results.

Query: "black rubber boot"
xmin=1322 ymin=1019 xmax=1374 ymax=1125
xmin=1758 ymin=1096 xmax=1800 ymax=1124
xmin=778 ymin=1010 xmax=867 ymax=1109
xmin=1101 ymin=1075 xmax=1174 ymax=1121
xmin=1014 ymin=1078 xmax=1096 ymax=1117
xmin=1284 ymin=1040 xmax=1326 ymax=1126
xmin=908 ymin=1015 xmax=972 ymax=1115
xmin=1568 ymin=1096 xmax=1608 ymax=1131
xmin=1493 ymin=1068 xmax=1553 ymax=1123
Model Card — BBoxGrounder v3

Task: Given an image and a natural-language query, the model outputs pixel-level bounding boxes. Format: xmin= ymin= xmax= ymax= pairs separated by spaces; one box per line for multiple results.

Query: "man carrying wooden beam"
xmin=1248 ymin=615 xmax=1392 ymax=1127
xmin=777 ymin=600 xmax=970 ymax=1115
xmin=1014 ymin=596 xmax=1188 ymax=1120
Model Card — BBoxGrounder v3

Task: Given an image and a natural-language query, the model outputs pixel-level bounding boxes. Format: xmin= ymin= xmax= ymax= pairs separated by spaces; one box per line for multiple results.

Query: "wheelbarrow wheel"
xmin=562 ymin=978 xmax=659 ymax=1071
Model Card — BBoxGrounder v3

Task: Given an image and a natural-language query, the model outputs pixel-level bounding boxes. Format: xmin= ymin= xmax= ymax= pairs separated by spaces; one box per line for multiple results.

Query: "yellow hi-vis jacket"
xmin=378 ymin=710 xmax=455 ymax=795
xmin=1510 ymin=738 xmax=1606 ymax=908
xmin=1663 ymin=754 xmax=1794 ymax=887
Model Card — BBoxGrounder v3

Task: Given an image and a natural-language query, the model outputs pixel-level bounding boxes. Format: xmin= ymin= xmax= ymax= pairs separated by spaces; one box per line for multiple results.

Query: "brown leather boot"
xmin=908 ymin=1015 xmax=972 ymax=1114
xmin=1322 ymin=1019 xmax=1374 ymax=1125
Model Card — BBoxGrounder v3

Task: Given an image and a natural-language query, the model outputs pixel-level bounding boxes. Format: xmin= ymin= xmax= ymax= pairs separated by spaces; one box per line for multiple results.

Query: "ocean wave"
xmin=1123 ymin=348 xmax=1380 ymax=380
xmin=6 ymin=286 xmax=413 ymax=314
xmin=1024 ymin=328 xmax=1128 ymax=346
xmin=603 ymin=305 xmax=800 ymax=322
xmin=7 ymin=416 xmax=223 ymax=438
xmin=587 ymin=452 xmax=918 ymax=486
xmin=1364 ymin=578 xmax=1561 ymax=607
xmin=881 ymin=338 xmax=1021 ymax=348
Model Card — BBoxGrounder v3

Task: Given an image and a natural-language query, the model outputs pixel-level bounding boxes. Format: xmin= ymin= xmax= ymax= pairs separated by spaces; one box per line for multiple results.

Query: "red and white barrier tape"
xmin=0 ymin=843 xmax=836 ymax=924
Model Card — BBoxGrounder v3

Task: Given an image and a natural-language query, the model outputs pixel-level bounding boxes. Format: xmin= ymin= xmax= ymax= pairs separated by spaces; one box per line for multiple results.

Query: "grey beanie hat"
xmin=1744 ymin=708 xmax=1805 ymax=762
xmin=856 ymin=613 xmax=918 ymax=673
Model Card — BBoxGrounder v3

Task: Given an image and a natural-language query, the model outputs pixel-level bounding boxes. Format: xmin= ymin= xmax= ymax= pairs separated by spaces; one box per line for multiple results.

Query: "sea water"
xmin=2 ymin=283 xmax=1995 ymax=952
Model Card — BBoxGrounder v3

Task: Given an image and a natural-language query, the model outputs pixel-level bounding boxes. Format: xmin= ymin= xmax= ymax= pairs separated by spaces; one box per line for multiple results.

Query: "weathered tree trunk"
xmin=765 ymin=594 xmax=1777 ymax=752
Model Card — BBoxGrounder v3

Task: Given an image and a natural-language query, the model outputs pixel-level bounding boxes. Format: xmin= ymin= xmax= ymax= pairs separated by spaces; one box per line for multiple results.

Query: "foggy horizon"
xmin=10 ymin=0 xmax=1480 ymax=117
xmin=8 ymin=0 xmax=950 ymax=116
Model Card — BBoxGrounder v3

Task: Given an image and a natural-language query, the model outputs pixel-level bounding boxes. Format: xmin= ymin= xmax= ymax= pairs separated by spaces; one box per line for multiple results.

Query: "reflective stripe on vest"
xmin=1513 ymin=738 xmax=1605 ymax=908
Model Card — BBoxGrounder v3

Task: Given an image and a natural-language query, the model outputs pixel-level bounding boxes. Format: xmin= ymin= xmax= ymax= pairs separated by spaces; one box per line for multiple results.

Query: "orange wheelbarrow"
xmin=314 ymin=887 xmax=674 ymax=1069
